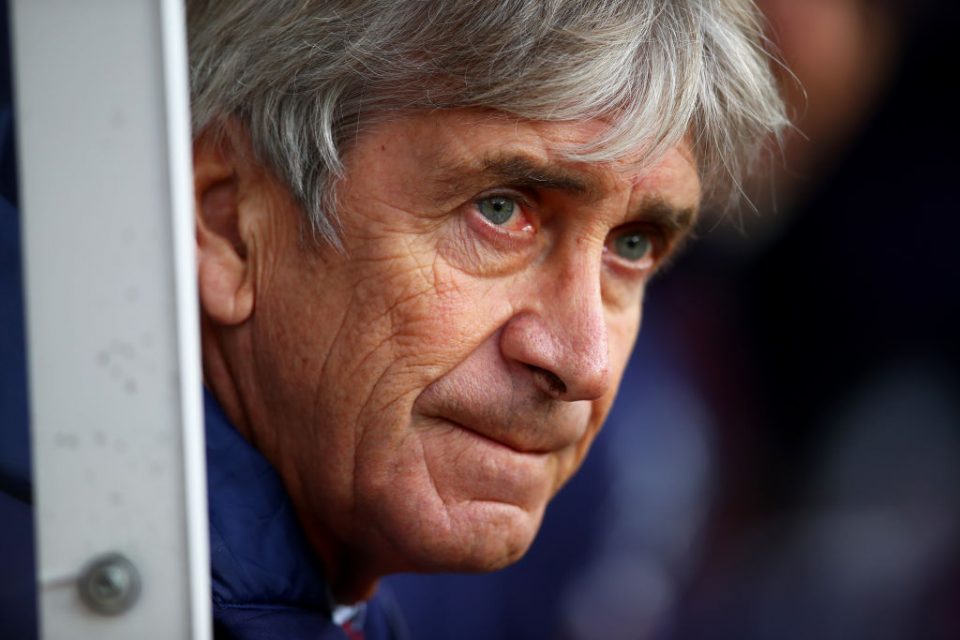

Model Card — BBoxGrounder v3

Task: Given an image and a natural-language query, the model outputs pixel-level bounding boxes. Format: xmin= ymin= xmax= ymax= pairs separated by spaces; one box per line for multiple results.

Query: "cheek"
xmin=313 ymin=254 xmax=517 ymax=469
xmin=609 ymin=304 xmax=643 ymax=374
xmin=380 ymin=260 xmax=516 ymax=376
xmin=552 ymin=305 xmax=642 ymax=490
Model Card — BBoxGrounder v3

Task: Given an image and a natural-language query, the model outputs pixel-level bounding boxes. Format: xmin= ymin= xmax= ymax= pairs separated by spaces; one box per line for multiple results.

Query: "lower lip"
xmin=417 ymin=416 xmax=553 ymax=500
xmin=427 ymin=417 xmax=553 ymax=477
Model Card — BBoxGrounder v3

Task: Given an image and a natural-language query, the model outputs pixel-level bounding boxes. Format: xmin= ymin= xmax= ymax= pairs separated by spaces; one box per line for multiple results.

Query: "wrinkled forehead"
xmin=373 ymin=109 xmax=702 ymax=205
xmin=358 ymin=106 xmax=695 ymax=166
xmin=342 ymin=108 xmax=702 ymax=221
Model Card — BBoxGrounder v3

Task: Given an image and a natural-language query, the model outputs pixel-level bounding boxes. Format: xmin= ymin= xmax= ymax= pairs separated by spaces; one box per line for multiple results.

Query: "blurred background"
xmin=386 ymin=0 xmax=960 ymax=637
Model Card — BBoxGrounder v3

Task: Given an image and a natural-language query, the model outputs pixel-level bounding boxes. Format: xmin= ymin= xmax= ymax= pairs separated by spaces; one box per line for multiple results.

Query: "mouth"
xmin=439 ymin=416 xmax=554 ymax=457
xmin=419 ymin=404 xmax=594 ymax=459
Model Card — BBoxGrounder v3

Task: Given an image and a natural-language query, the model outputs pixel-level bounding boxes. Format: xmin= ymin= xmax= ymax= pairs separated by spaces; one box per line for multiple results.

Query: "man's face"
xmin=239 ymin=109 xmax=699 ymax=585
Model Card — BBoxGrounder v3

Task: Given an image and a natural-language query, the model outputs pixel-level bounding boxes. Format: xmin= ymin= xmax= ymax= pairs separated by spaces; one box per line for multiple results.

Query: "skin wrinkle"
xmin=297 ymin=276 xmax=366 ymax=555
xmin=333 ymin=272 xmax=415 ymax=384
xmin=356 ymin=364 xmax=410 ymax=431
xmin=371 ymin=430 xmax=459 ymax=564
xmin=308 ymin=288 xmax=353 ymax=435
xmin=402 ymin=234 xmax=447 ymax=299
xmin=358 ymin=433 xmax=425 ymax=564
xmin=385 ymin=275 xmax=438 ymax=323
xmin=410 ymin=446 xmax=447 ymax=536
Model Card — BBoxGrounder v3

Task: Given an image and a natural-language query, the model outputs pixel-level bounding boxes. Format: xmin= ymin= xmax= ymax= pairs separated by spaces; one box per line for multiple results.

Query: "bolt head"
xmin=77 ymin=553 xmax=141 ymax=615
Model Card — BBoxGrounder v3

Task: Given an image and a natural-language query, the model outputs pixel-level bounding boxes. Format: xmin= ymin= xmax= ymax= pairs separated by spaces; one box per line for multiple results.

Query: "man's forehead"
xmin=433 ymin=149 xmax=701 ymax=216
xmin=374 ymin=109 xmax=702 ymax=208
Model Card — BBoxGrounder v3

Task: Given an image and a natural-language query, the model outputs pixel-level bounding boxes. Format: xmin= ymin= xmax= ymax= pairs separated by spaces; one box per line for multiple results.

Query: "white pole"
xmin=10 ymin=0 xmax=210 ymax=637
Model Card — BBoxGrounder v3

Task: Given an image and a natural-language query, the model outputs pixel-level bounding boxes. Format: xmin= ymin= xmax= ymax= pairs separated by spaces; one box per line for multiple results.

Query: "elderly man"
xmin=185 ymin=0 xmax=785 ymax=637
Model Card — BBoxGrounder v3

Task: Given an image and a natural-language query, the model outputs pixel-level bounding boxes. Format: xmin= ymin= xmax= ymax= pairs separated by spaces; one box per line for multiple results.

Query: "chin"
xmin=362 ymin=480 xmax=548 ymax=575
xmin=441 ymin=499 xmax=545 ymax=572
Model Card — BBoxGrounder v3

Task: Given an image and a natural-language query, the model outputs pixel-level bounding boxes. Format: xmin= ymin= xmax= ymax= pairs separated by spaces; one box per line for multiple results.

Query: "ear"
xmin=194 ymin=130 xmax=255 ymax=326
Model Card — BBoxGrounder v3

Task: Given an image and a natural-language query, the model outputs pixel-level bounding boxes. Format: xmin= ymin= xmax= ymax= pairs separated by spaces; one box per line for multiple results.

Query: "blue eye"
xmin=613 ymin=230 xmax=653 ymax=262
xmin=477 ymin=196 xmax=517 ymax=225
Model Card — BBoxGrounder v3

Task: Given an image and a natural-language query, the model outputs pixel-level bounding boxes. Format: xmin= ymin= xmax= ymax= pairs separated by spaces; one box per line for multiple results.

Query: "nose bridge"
xmin=552 ymin=249 xmax=610 ymax=398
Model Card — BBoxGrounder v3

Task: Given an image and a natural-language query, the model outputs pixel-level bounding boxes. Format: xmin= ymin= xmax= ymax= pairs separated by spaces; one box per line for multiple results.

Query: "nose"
xmin=499 ymin=259 xmax=611 ymax=402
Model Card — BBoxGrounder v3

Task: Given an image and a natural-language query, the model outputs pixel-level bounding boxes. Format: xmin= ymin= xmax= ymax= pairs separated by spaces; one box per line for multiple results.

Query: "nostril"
xmin=528 ymin=365 xmax=567 ymax=397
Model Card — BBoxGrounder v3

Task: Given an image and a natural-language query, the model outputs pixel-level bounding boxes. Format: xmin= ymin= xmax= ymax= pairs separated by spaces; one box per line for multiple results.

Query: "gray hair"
xmin=188 ymin=0 xmax=787 ymax=246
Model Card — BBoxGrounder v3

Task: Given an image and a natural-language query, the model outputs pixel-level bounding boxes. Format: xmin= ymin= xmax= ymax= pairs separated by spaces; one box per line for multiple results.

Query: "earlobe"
xmin=194 ymin=132 xmax=255 ymax=326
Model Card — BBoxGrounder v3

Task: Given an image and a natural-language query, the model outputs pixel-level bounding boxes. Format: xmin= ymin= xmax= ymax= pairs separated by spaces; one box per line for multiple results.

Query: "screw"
xmin=77 ymin=553 xmax=141 ymax=615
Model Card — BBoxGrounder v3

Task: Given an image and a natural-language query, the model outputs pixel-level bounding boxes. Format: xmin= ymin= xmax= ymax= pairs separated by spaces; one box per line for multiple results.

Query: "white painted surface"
xmin=11 ymin=0 xmax=210 ymax=637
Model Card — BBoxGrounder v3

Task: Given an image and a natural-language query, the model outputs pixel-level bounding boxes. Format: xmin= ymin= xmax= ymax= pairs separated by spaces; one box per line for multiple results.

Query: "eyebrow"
xmin=433 ymin=152 xmax=597 ymax=200
xmin=634 ymin=197 xmax=698 ymax=236
xmin=475 ymin=154 xmax=596 ymax=195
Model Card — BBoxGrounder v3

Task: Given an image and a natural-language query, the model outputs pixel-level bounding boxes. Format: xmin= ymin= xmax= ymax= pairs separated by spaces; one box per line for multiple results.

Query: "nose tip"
xmin=572 ymin=344 xmax=611 ymax=401
xmin=559 ymin=328 xmax=611 ymax=401
xmin=501 ymin=310 xmax=611 ymax=402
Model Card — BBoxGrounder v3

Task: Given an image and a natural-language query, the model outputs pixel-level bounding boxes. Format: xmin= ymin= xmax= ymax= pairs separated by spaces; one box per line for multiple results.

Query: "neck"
xmin=201 ymin=313 xmax=383 ymax=606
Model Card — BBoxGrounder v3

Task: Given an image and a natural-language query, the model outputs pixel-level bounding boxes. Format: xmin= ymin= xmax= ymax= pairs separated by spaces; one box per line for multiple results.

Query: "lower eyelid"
xmin=603 ymin=244 xmax=657 ymax=274
xmin=607 ymin=257 xmax=655 ymax=275
xmin=464 ymin=206 xmax=537 ymax=253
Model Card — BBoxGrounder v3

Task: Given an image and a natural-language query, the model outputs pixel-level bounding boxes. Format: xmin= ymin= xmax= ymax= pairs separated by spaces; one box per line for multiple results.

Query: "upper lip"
xmin=428 ymin=408 xmax=585 ymax=455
